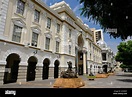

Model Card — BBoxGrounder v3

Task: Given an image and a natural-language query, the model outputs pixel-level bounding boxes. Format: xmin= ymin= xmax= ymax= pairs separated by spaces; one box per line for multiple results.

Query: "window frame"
xmin=47 ymin=17 xmax=51 ymax=29
xmin=34 ymin=9 xmax=40 ymax=23
xmin=45 ymin=37 xmax=50 ymax=50
xmin=56 ymin=41 xmax=60 ymax=52
xmin=31 ymin=32 xmax=38 ymax=47
xmin=16 ymin=0 xmax=25 ymax=15
xmin=12 ymin=25 xmax=22 ymax=43
xmin=69 ymin=45 xmax=71 ymax=54
xmin=69 ymin=29 xmax=71 ymax=38
xmin=57 ymin=23 xmax=60 ymax=33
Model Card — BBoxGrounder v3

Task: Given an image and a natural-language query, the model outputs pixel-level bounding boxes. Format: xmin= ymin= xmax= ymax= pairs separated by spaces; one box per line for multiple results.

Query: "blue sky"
xmin=42 ymin=0 xmax=123 ymax=54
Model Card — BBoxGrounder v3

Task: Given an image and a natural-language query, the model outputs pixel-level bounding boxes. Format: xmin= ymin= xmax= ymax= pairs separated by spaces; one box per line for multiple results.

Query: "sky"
xmin=42 ymin=0 xmax=123 ymax=54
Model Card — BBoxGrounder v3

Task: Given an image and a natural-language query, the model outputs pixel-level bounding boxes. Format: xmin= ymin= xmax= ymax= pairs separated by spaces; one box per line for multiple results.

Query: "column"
xmin=35 ymin=65 xmax=43 ymax=81
xmin=83 ymin=51 xmax=87 ymax=74
xmin=48 ymin=67 xmax=54 ymax=79
xmin=17 ymin=62 xmax=28 ymax=82
xmin=75 ymin=47 xmax=78 ymax=75
xmin=0 ymin=61 xmax=6 ymax=85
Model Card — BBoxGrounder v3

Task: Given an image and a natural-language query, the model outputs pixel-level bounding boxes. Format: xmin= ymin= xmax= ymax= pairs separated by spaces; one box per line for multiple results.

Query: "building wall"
xmin=0 ymin=0 xmax=9 ymax=39
xmin=0 ymin=0 xmax=104 ymax=84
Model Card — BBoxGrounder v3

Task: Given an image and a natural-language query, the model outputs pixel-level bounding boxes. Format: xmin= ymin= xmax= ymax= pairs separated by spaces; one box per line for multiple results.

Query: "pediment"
xmin=55 ymin=37 xmax=61 ymax=42
xmin=31 ymin=26 xmax=41 ymax=34
xmin=12 ymin=18 xmax=26 ymax=27
xmin=45 ymin=33 xmax=52 ymax=38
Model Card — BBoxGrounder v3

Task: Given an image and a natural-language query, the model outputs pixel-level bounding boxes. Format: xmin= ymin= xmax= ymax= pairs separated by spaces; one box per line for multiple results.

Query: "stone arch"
xmin=26 ymin=56 xmax=38 ymax=81
xmin=2 ymin=49 xmax=22 ymax=62
xmin=3 ymin=53 xmax=21 ymax=84
xmin=54 ymin=60 xmax=60 ymax=78
xmin=77 ymin=35 xmax=84 ymax=75
xmin=42 ymin=58 xmax=50 ymax=80
xmin=78 ymin=34 xmax=84 ymax=49
xmin=41 ymin=55 xmax=52 ymax=65
xmin=25 ymin=53 xmax=40 ymax=65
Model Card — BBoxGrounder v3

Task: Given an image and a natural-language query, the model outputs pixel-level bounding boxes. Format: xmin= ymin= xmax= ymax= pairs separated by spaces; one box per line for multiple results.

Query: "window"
xmin=47 ymin=17 xmax=51 ymax=29
xmin=31 ymin=32 xmax=38 ymax=47
xmin=93 ymin=47 xmax=94 ymax=53
xmin=69 ymin=45 xmax=71 ymax=54
xmin=57 ymin=23 xmax=60 ymax=33
xmin=102 ymin=53 xmax=106 ymax=61
xmin=16 ymin=0 xmax=25 ymax=15
xmin=34 ymin=9 xmax=40 ymax=23
xmin=56 ymin=41 xmax=59 ymax=52
xmin=45 ymin=37 xmax=50 ymax=50
xmin=90 ymin=53 xmax=91 ymax=60
xmin=12 ymin=25 xmax=22 ymax=43
xmin=69 ymin=29 xmax=71 ymax=38
xmin=90 ymin=43 xmax=91 ymax=48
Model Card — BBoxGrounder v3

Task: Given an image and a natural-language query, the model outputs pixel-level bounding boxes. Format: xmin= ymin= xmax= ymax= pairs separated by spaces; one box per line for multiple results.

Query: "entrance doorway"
xmin=75 ymin=34 xmax=84 ymax=75
xmin=54 ymin=60 xmax=60 ymax=78
xmin=78 ymin=52 xmax=83 ymax=75
xmin=103 ymin=65 xmax=108 ymax=73
xmin=4 ymin=53 xmax=20 ymax=84
xmin=43 ymin=58 xmax=50 ymax=79
xmin=26 ymin=56 xmax=37 ymax=81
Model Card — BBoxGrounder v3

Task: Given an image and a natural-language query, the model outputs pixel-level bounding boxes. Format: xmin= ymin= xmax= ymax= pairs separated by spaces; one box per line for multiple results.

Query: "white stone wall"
xmin=0 ymin=0 xmax=106 ymax=85
xmin=0 ymin=41 xmax=65 ymax=83
xmin=0 ymin=0 xmax=9 ymax=39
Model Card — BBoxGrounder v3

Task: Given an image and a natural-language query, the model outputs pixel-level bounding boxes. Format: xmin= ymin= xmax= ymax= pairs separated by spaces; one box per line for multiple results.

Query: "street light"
xmin=33 ymin=49 xmax=38 ymax=55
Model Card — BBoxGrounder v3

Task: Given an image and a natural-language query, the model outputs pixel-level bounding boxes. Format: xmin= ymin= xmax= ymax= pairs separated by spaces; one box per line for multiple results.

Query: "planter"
xmin=95 ymin=74 xmax=109 ymax=78
xmin=108 ymin=73 xmax=115 ymax=76
xmin=87 ymin=76 xmax=96 ymax=80
xmin=53 ymin=78 xmax=85 ymax=88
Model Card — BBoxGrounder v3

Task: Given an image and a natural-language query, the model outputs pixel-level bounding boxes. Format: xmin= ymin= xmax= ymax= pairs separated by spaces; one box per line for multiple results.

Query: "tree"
xmin=79 ymin=0 xmax=132 ymax=40
xmin=115 ymin=40 xmax=132 ymax=66
xmin=120 ymin=64 xmax=128 ymax=68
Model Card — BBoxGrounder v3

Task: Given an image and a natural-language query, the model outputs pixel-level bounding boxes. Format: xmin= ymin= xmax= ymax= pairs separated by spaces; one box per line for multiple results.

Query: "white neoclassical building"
xmin=97 ymin=39 xmax=116 ymax=73
xmin=0 ymin=0 xmax=103 ymax=85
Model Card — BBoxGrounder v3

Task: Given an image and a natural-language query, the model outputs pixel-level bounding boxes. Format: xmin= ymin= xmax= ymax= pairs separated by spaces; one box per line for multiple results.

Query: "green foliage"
xmin=87 ymin=76 xmax=96 ymax=79
xmin=120 ymin=64 xmax=128 ymax=68
xmin=115 ymin=40 xmax=132 ymax=66
xmin=79 ymin=0 xmax=132 ymax=40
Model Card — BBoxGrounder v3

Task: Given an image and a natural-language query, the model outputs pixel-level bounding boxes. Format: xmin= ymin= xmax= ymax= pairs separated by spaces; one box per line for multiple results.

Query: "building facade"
xmin=91 ymin=28 xmax=116 ymax=73
xmin=97 ymin=39 xmax=115 ymax=73
xmin=0 ymin=0 xmax=103 ymax=85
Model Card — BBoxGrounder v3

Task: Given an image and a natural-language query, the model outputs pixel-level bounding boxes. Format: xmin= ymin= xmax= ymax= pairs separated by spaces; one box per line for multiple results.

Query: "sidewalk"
xmin=0 ymin=72 xmax=132 ymax=88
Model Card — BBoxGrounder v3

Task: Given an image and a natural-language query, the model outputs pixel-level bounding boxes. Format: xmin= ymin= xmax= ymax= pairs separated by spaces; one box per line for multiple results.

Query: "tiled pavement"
xmin=0 ymin=71 xmax=132 ymax=88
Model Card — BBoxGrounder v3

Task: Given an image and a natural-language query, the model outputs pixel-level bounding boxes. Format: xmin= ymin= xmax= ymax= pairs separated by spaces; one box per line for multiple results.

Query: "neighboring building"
xmin=91 ymin=28 xmax=104 ymax=43
xmin=97 ymin=39 xmax=115 ymax=73
xmin=91 ymin=27 xmax=116 ymax=73
xmin=0 ymin=0 xmax=102 ymax=85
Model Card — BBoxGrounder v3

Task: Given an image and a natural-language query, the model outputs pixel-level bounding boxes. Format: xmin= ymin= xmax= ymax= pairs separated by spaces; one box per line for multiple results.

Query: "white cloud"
xmin=73 ymin=5 xmax=80 ymax=12
xmin=73 ymin=3 xmax=83 ymax=13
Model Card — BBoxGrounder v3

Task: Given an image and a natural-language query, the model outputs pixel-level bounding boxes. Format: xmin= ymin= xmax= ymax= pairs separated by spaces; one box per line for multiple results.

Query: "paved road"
xmin=82 ymin=72 xmax=132 ymax=88
xmin=0 ymin=71 xmax=132 ymax=88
